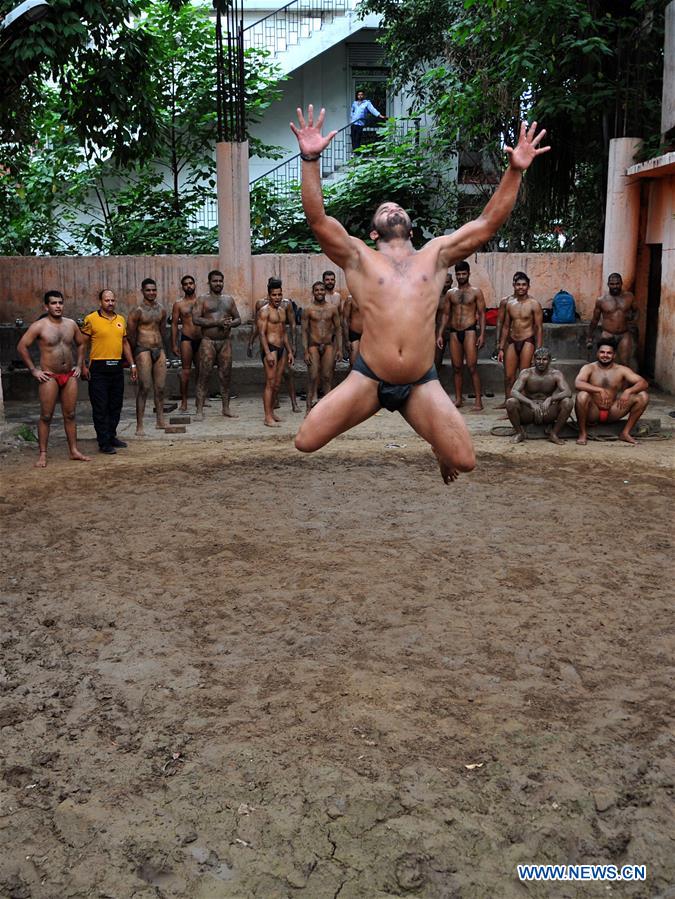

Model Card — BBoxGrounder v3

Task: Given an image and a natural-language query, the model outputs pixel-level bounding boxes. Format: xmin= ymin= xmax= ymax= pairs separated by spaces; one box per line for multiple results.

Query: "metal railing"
xmin=242 ymin=0 xmax=353 ymax=55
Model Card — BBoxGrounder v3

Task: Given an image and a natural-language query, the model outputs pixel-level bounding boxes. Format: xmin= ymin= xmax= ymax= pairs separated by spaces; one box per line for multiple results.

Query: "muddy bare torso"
xmin=35 ymin=318 xmax=79 ymax=373
xmin=134 ymin=302 xmax=165 ymax=349
xmin=306 ymin=303 xmax=338 ymax=346
xmin=519 ymin=369 xmax=563 ymax=400
xmin=198 ymin=294 xmax=238 ymax=341
xmin=506 ymin=296 xmax=540 ymax=341
xmin=597 ymin=292 xmax=634 ymax=335
xmin=261 ymin=305 xmax=287 ymax=347
xmin=175 ymin=297 xmax=201 ymax=340
xmin=449 ymin=286 xmax=481 ymax=330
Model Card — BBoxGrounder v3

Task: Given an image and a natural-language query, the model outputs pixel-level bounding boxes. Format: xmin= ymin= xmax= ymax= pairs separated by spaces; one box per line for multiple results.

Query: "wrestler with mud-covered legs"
xmin=171 ymin=275 xmax=202 ymax=412
xmin=289 ymin=106 xmax=549 ymax=483
xmin=259 ymin=286 xmax=295 ymax=427
xmin=16 ymin=290 xmax=90 ymax=467
xmin=506 ymin=347 xmax=573 ymax=445
xmin=436 ymin=260 xmax=486 ymax=410
xmin=575 ymin=339 xmax=649 ymax=446
xmin=192 ymin=270 xmax=241 ymax=420
xmin=302 ymin=281 xmax=342 ymax=415
xmin=128 ymin=278 xmax=167 ymax=435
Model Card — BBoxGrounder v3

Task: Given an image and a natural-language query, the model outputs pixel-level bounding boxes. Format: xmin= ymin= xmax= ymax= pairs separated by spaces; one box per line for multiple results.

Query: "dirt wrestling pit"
xmin=0 ymin=423 xmax=673 ymax=898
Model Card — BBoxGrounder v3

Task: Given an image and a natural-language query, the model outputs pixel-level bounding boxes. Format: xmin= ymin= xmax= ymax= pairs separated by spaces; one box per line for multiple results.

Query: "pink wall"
xmin=0 ymin=251 xmax=604 ymax=324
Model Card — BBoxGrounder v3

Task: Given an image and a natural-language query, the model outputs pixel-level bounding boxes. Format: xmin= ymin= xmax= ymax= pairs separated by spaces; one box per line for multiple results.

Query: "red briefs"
xmin=49 ymin=369 xmax=76 ymax=388
xmin=598 ymin=409 xmax=610 ymax=423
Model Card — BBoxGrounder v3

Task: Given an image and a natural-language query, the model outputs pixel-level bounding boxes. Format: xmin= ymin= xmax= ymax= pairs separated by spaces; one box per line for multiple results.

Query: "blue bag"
xmin=551 ymin=290 xmax=576 ymax=323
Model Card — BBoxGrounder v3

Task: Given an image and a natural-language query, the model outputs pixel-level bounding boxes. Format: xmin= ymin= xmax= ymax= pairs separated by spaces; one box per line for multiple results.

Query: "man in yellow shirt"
xmin=81 ymin=289 xmax=137 ymax=454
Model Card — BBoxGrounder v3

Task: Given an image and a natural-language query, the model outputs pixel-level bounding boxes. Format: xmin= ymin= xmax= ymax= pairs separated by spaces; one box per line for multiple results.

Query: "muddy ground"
xmin=0 ymin=409 xmax=673 ymax=899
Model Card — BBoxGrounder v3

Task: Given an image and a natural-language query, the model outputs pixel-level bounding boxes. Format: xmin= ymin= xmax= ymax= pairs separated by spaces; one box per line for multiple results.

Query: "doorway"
xmin=644 ymin=244 xmax=661 ymax=379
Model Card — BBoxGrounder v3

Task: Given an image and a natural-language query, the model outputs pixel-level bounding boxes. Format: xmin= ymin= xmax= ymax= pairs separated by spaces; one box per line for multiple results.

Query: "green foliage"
xmin=252 ymin=123 xmax=459 ymax=253
xmin=357 ymin=0 xmax=665 ymax=251
xmin=0 ymin=1 xmax=284 ymax=255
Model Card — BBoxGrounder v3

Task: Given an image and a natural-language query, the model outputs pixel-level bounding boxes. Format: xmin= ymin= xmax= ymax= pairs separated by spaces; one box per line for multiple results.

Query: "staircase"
xmin=242 ymin=0 xmax=380 ymax=75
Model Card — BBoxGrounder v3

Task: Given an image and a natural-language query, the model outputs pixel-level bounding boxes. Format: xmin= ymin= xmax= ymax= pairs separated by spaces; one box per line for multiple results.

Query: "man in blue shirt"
xmin=350 ymin=89 xmax=385 ymax=150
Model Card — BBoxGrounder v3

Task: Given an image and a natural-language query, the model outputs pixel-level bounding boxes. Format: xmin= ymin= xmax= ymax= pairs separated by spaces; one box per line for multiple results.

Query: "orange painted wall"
xmin=0 ymin=252 xmax=604 ymax=324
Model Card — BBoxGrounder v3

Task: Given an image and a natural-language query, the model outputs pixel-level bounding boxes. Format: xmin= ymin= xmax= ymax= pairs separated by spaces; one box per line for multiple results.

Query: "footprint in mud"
xmin=395 ymin=853 xmax=427 ymax=891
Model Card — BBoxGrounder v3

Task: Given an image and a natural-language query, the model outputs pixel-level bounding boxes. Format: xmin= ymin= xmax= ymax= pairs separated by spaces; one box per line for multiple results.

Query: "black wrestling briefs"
xmin=180 ymin=333 xmax=202 ymax=355
xmin=450 ymin=323 xmax=478 ymax=345
xmin=353 ymin=355 xmax=438 ymax=413
xmin=135 ymin=345 xmax=164 ymax=364
xmin=261 ymin=343 xmax=286 ymax=364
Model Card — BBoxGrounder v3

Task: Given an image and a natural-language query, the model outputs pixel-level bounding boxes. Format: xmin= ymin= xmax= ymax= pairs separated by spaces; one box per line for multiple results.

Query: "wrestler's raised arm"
xmin=290 ymin=105 xmax=362 ymax=271
xmin=433 ymin=122 xmax=550 ymax=268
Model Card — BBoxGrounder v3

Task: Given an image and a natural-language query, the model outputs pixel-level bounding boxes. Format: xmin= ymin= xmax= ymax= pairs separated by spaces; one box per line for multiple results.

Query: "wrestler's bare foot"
xmin=264 ymin=419 xmax=281 ymax=428
xmin=454 ymin=398 xmax=464 ymax=408
xmin=135 ymin=426 xmax=146 ymax=437
xmin=273 ymin=400 xmax=281 ymax=409
xmin=549 ymin=433 xmax=565 ymax=446
xmin=619 ymin=431 xmax=638 ymax=445
xmin=194 ymin=410 xmax=205 ymax=422
xmin=155 ymin=420 xmax=166 ymax=430
xmin=179 ymin=403 xmax=188 ymax=412
xmin=272 ymin=412 xmax=282 ymax=422
xmin=433 ymin=449 xmax=458 ymax=484
xmin=222 ymin=408 xmax=239 ymax=418
xmin=292 ymin=403 xmax=301 ymax=413
xmin=34 ymin=452 xmax=47 ymax=469
xmin=470 ymin=402 xmax=484 ymax=412
xmin=512 ymin=431 xmax=526 ymax=444
xmin=69 ymin=449 xmax=91 ymax=462
xmin=576 ymin=435 xmax=588 ymax=445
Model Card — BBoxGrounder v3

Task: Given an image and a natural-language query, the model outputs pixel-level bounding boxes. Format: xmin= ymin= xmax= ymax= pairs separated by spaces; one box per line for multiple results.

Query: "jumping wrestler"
xmin=192 ymin=270 xmax=241 ymax=420
xmin=588 ymin=273 xmax=636 ymax=366
xmin=301 ymin=280 xmax=343 ymax=414
xmin=259 ymin=284 xmax=295 ymax=427
xmin=289 ymin=106 xmax=549 ymax=482
xmin=342 ymin=293 xmax=363 ymax=367
xmin=436 ymin=260 xmax=486 ymax=410
xmin=434 ymin=270 xmax=454 ymax=373
xmin=128 ymin=278 xmax=167 ymax=435
xmin=171 ymin=274 xmax=201 ymax=412
xmin=506 ymin=346 xmax=573 ymax=445
xmin=574 ymin=338 xmax=649 ymax=446
xmin=16 ymin=290 xmax=90 ymax=467
xmin=498 ymin=272 xmax=543 ymax=404
xmin=247 ymin=278 xmax=300 ymax=412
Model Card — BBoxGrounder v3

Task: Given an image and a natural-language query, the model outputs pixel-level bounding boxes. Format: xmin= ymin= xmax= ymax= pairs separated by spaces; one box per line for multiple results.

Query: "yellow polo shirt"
xmin=81 ymin=311 xmax=127 ymax=361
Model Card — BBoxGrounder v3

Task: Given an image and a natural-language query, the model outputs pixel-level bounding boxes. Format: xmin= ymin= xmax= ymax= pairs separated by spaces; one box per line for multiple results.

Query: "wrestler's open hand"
xmin=266 ymin=352 xmax=277 ymax=368
xmin=505 ymin=121 xmax=550 ymax=172
xmin=73 ymin=366 xmax=81 ymax=380
xmin=32 ymin=368 xmax=51 ymax=383
xmin=598 ymin=388 xmax=613 ymax=409
xmin=288 ymin=353 xmax=295 ymax=367
xmin=290 ymin=105 xmax=338 ymax=156
xmin=477 ymin=333 xmax=485 ymax=350
xmin=436 ymin=335 xmax=444 ymax=350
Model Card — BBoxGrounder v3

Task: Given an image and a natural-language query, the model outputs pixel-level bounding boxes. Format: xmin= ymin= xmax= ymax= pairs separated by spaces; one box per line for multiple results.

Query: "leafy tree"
xmin=357 ymin=0 xmax=665 ymax=251
xmin=0 ymin=1 xmax=284 ymax=255
xmin=252 ymin=123 xmax=458 ymax=253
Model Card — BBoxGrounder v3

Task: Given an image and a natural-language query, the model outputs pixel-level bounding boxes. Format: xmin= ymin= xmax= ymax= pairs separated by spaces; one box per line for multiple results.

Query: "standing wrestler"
xmin=498 ymin=272 xmax=543 ymax=403
xmin=575 ymin=339 xmax=649 ymax=445
xmin=506 ymin=346 xmax=573 ymax=445
xmin=436 ymin=261 xmax=486 ymax=410
xmin=301 ymin=280 xmax=342 ymax=414
xmin=434 ymin=270 xmax=454 ymax=373
xmin=322 ymin=270 xmax=342 ymax=314
xmin=171 ymin=274 xmax=201 ymax=412
xmin=247 ymin=278 xmax=300 ymax=412
xmin=342 ymin=293 xmax=363 ymax=367
xmin=16 ymin=290 xmax=90 ymax=467
xmin=128 ymin=278 xmax=167 ymax=435
xmin=289 ymin=106 xmax=549 ymax=482
xmin=259 ymin=285 xmax=295 ymax=427
xmin=587 ymin=273 xmax=636 ymax=366
xmin=192 ymin=270 xmax=241 ymax=420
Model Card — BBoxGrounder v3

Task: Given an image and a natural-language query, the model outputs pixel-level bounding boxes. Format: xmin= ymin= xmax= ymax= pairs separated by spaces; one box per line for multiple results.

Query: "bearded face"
xmin=371 ymin=203 xmax=412 ymax=241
